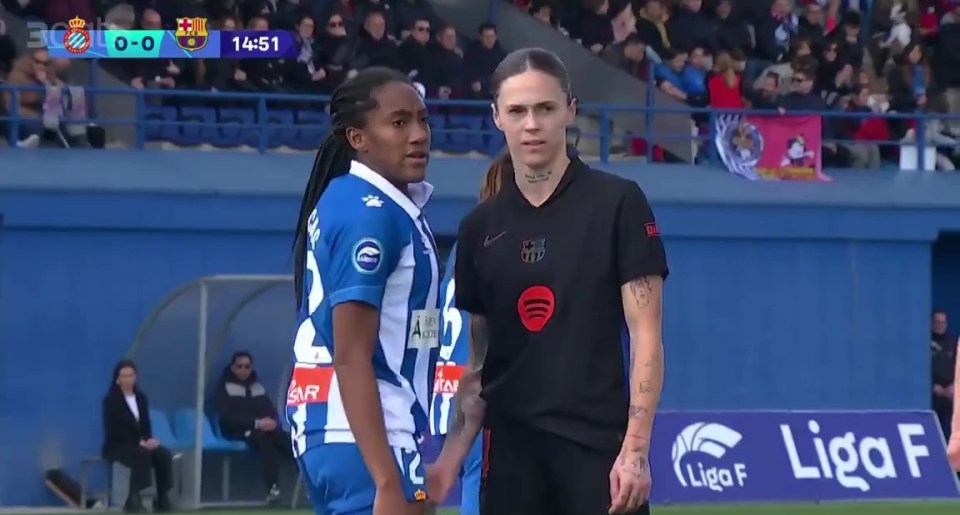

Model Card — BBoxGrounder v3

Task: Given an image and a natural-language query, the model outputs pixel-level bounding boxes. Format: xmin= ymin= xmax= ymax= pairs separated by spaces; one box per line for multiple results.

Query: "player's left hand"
xmin=608 ymin=437 xmax=651 ymax=514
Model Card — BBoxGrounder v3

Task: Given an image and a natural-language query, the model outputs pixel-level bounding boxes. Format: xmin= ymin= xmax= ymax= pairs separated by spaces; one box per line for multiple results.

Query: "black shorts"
xmin=479 ymin=422 xmax=651 ymax=515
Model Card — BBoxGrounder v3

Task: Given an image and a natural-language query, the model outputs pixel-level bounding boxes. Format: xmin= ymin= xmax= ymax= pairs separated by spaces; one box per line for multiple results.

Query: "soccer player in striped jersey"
xmin=429 ymin=163 xmax=504 ymax=515
xmin=287 ymin=67 xmax=439 ymax=515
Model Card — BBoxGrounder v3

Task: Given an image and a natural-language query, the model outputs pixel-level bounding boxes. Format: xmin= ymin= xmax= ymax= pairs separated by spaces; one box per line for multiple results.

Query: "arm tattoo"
xmin=448 ymin=316 xmax=489 ymax=437
xmin=628 ymin=277 xmax=653 ymax=308
xmin=622 ymin=435 xmax=651 ymax=476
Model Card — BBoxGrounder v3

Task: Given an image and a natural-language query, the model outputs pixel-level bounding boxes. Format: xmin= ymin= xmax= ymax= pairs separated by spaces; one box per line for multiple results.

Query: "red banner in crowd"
xmin=715 ymin=114 xmax=830 ymax=182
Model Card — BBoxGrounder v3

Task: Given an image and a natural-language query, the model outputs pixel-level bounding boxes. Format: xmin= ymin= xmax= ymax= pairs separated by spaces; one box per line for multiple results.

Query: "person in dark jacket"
xmin=353 ymin=9 xmax=402 ymax=71
xmin=399 ymin=17 xmax=439 ymax=94
xmin=102 ymin=360 xmax=173 ymax=513
xmin=463 ymin=23 xmax=507 ymax=98
xmin=214 ymin=351 xmax=289 ymax=503
xmin=668 ymin=0 xmax=719 ymax=54
xmin=713 ymin=0 xmax=753 ymax=55
xmin=933 ymin=310 xmax=958 ymax=438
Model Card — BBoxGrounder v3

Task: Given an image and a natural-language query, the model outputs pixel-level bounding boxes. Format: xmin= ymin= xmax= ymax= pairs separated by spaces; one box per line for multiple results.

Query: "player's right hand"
xmin=373 ymin=481 xmax=410 ymax=515
xmin=947 ymin=434 xmax=960 ymax=470
xmin=424 ymin=462 xmax=458 ymax=507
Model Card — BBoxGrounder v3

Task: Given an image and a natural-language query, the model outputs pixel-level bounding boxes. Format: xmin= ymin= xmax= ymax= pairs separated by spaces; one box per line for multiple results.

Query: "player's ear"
xmin=564 ymin=96 xmax=577 ymax=126
xmin=345 ymin=127 xmax=366 ymax=153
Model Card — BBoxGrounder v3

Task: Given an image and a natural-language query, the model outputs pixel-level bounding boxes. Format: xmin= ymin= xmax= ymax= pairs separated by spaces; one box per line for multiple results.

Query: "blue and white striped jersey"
xmin=286 ymin=160 xmax=440 ymax=455
xmin=429 ymin=244 xmax=470 ymax=435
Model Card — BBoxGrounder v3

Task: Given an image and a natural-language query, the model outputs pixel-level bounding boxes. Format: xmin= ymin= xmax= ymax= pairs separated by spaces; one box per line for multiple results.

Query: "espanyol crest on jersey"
xmin=430 ymin=244 xmax=470 ymax=435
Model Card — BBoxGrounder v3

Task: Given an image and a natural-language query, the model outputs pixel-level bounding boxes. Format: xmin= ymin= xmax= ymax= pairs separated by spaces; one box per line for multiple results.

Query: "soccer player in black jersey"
xmin=426 ymin=48 xmax=668 ymax=515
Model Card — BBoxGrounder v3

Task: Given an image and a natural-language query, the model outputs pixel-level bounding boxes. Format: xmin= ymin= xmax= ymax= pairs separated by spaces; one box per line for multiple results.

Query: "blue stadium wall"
xmin=1 ymin=150 xmax=960 ymax=506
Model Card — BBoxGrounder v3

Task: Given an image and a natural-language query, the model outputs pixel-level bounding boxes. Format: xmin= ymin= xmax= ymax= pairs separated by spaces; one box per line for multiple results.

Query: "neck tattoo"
xmin=523 ymin=169 xmax=552 ymax=184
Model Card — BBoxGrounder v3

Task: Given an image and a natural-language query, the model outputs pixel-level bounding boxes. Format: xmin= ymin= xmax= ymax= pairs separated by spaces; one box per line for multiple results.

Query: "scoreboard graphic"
xmin=45 ymin=17 xmax=297 ymax=59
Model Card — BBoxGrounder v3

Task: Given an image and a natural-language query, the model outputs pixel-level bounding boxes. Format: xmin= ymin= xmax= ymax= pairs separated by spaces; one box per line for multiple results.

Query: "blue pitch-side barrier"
xmin=2 ymin=83 xmax=958 ymax=166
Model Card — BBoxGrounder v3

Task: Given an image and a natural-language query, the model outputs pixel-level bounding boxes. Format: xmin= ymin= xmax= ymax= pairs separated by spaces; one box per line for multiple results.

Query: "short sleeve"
xmin=616 ymin=183 xmax=668 ymax=285
xmin=454 ymin=212 xmax=485 ymax=315
xmin=325 ymin=209 xmax=404 ymax=310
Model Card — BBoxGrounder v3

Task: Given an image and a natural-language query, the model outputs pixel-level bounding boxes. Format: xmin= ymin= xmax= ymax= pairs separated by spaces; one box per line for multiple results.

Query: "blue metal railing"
xmin=1 ymin=83 xmax=957 ymax=169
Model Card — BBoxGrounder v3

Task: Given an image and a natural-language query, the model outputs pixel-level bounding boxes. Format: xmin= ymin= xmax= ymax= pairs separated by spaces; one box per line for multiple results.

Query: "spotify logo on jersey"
xmin=517 ymin=285 xmax=555 ymax=332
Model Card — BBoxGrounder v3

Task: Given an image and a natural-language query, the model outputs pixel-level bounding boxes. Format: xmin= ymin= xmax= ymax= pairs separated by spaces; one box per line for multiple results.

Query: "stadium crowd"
xmin=1 ymin=0 xmax=960 ymax=168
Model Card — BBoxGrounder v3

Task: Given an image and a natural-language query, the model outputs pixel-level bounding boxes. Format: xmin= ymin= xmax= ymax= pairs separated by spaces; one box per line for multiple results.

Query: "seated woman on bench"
xmin=102 ymin=359 xmax=173 ymax=513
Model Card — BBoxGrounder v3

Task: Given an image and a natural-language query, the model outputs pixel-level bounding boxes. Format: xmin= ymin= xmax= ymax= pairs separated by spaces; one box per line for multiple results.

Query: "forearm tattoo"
xmin=448 ymin=316 xmax=489 ymax=437
xmin=626 ymin=277 xmax=662 ymax=423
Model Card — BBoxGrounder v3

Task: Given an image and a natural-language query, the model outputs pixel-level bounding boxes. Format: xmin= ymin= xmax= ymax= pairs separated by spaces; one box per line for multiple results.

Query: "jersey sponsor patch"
xmin=352 ymin=238 xmax=383 ymax=274
xmin=433 ymin=363 xmax=465 ymax=394
xmin=287 ymin=365 xmax=335 ymax=406
xmin=409 ymin=309 xmax=440 ymax=350
xmin=517 ymin=285 xmax=555 ymax=332
xmin=645 ymin=222 xmax=660 ymax=237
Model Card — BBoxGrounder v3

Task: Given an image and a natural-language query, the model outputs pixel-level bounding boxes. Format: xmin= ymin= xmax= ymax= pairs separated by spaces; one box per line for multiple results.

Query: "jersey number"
xmin=293 ymin=250 xmax=333 ymax=364
xmin=433 ymin=278 xmax=462 ymax=432
xmin=290 ymin=249 xmax=332 ymax=455
xmin=393 ymin=448 xmax=425 ymax=485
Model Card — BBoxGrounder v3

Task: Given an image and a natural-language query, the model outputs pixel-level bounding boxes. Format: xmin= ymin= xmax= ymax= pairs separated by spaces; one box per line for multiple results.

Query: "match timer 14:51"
xmin=220 ymin=31 xmax=295 ymax=58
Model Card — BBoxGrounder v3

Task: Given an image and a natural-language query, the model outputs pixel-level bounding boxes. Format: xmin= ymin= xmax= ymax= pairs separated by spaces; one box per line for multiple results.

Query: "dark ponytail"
xmin=293 ymin=130 xmax=353 ymax=306
xmin=293 ymin=67 xmax=414 ymax=307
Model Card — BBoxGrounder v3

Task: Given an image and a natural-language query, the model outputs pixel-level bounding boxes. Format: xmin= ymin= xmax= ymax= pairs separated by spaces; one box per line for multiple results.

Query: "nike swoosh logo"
xmin=483 ymin=231 xmax=507 ymax=247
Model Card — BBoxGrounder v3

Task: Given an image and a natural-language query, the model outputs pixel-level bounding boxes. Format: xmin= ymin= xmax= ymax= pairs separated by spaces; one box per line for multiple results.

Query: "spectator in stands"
xmin=285 ymin=14 xmax=327 ymax=92
xmin=817 ymin=41 xmax=857 ymax=106
xmin=215 ymin=351 xmax=290 ymax=504
xmin=3 ymin=49 xmax=54 ymax=148
xmin=431 ymin=25 xmax=464 ymax=100
xmin=130 ymin=9 xmax=182 ymax=90
xmin=464 ymin=23 xmax=506 ymax=98
xmin=708 ymin=50 xmax=745 ymax=109
xmin=354 ymin=0 xmax=393 ymax=34
xmin=635 ymin=0 xmax=670 ymax=59
xmin=886 ymin=41 xmax=931 ymax=136
xmin=932 ymin=310 xmax=957 ymax=437
xmin=602 ymin=33 xmax=650 ymax=80
xmin=827 ymin=11 xmax=863 ymax=69
xmin=569 ymin=0 xmax=617 ymax=54
xmin=655 ymin=48 xmax=707 ymax=105
xmin=209 ymin=16 xmax=256 ymax=92
xmin=713 ymin=0 xmax=753 ymax=56
xmin=841 ymin=84 xmax=885 ymax=168
xmin=798 ymin=2 xmax=827 ymax=54
xmin=529 ymin=1 xmax=570 ymax=36
xmin=393 ymin=0 xmax=438 ymax=39
xmin=0 ymin=18 xmax=15 ymax=79
xmin=668 ymin=0 xmax=718 ymax=54
xmin=822 ymin=0 xmax=847 ymax=33
xmin=745 ymin=71 xmax=782 ymax=109
xmin=937 ymin=4 xmax=960 ymax=89
xmin=241 ymin=16 xmax=286 ymax=91
xmin=757 ymin=50 xmax=815 ymax=94
xmin=755 ymin=0 xmax=797 ymax=64
xmin=354 ymin=9 xmax=401 ymax=71
xmin=101 ymin=360 xmax=174 ymax=513
xmin=611 ymin=1 xmax=638 ymax=44
xmin=779 ymin=66 xmax=827 ymax=111
xmin=399 ymin=17 xmax=438 ymax=94
xmin=315 ymin=11 xmax=358 ymax=91
xmin=320 ymin=0 xmax=359 ymax=33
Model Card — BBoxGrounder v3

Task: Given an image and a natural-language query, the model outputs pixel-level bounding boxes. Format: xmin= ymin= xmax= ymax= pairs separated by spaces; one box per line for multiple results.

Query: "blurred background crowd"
xmin=1 ymin=0 xmax=960 ymax=168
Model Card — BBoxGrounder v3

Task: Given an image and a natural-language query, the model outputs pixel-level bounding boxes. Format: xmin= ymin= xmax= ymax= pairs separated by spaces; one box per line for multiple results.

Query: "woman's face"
xmin=327 ymin=15 xmax=346 ymax=37
xmin=493 ymin=70 xmax=575 ymax=172
xmin=299 ymin=17 xmax=315 ymax=38
xmin=117 ymin=366 xmax=136 ymax=391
